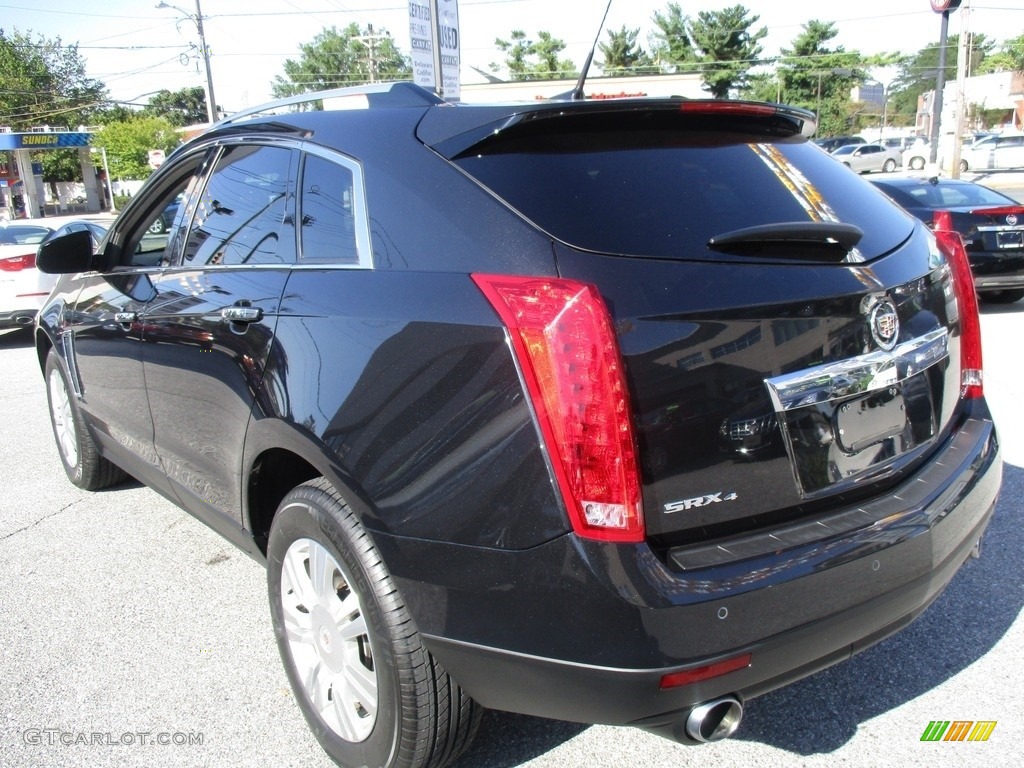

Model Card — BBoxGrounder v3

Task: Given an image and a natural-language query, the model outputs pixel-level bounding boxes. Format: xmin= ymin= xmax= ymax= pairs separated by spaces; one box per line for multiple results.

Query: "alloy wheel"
xmin=47 ymin=367 xmax=79 ymax=469
xmin=280 ymin=536 xmax=378 ymax=743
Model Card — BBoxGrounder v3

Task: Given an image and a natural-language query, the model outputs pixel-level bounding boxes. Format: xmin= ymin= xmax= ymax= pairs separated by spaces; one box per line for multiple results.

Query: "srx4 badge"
xmin=664 ymin=492 xmax=738 ymax=514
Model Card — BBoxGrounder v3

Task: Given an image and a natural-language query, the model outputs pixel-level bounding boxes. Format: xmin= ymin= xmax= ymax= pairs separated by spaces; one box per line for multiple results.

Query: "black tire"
xmin=147 ymin=217 xmax=166 ymax=235
xmin=44 ymin=350 xmax=127 ymax=490
xmin=979 ymin=289 xmax=1024 ymax=304
xmin=882 ymin=159 xmax=897 ymax=173
xmin=959 ymin=159 xmax=969 ymax=173
xmin=267 ymin=479 xmax=482 ymax=768
xmin=910 ymin=157 xmax=925 ymax=170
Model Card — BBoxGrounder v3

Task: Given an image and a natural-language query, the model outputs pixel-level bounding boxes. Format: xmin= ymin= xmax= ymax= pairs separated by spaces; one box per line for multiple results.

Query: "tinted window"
xmin=184 ymin=144 xmax=295 ymax=266
xmin=299 ymin=154 xmax=359 ymax=264
xmin=453 ymin=113 xmax=913 ymax=260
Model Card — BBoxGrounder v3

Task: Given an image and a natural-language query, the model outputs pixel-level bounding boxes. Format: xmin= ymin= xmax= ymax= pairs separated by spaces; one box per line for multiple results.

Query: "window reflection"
xmin=185 ymin=145 xmax=295 ymax=266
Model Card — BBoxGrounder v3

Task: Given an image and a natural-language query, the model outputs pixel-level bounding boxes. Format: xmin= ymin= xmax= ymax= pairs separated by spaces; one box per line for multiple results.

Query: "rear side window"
xmin=298 ymin=153 xmax=360 ymax=264
xmin=452 ymin=112 xmax=913 ymax=261
xmin=183 ymin=144 xmax=295 ymax=266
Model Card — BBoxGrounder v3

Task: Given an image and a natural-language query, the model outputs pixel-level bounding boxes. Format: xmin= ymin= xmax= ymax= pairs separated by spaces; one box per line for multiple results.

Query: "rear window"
xmin=451 ymin=111 xmax=913 ymax=261
xmin=875 ymin=181 xmax=1013 ymax=209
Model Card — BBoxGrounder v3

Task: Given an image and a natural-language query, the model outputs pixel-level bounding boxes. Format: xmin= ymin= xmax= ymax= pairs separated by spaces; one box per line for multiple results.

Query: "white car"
xmin=0 ymin=222 xmax=55 ymax=329
xmin=960 ymin=134 xmax=1024 ymax=172
xmin=1 ymin=220 xmax=108 ymax=331
xmin=830 ymin=143 xmax=903 ymax=173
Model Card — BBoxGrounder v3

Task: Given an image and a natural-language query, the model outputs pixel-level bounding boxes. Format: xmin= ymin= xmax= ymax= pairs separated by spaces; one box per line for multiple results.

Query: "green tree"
xmin=142 ymin=87 xmax=208 ymax=127
xmin=772 ymin=21 xmax=868 ymax=135
xmin=92 ymin=116 xmax=180 ymax=180
xmin=272 ymin=24 xmax=411 ymax=98
xmin=888 ymin=34 xmax=993 ymax=126
xmin=598 ymin=26 xmax=656 ymax=76
xmin=687 ymin=5 xmax=768 ymax=98
xmin=493 ymin=30 xmax=531 ymax=79
xmin=1 ymin=28 xmax=106 ymax=183
xmin=649 ymin=3 xmax=696 ymax=72
xmin=494 ymin=29 xmax=578 ymax=80
xmin=0 ymin=28 xmax=105 ymax=129
xmin=985 ymin=33 xmax=1024 ymax=73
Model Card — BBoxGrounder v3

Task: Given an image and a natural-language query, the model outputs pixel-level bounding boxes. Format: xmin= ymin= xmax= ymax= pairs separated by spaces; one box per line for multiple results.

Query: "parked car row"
xmin=820 ymin=133 xmax=1024 ymax=174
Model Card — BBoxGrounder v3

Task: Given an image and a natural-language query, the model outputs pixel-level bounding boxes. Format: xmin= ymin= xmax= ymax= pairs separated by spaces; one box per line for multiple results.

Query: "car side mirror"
xmin=36 ymin=230 xmax=96 ymax=274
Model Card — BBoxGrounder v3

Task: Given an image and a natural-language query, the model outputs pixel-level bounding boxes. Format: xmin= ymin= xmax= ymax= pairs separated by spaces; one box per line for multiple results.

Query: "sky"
xmin=2 ymin=0 xmax=1023 ymax=120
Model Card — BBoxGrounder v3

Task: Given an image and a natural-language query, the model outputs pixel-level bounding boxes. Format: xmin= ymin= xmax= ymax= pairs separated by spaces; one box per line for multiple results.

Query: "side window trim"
xmin=179 ymin=142 xmax=298 ymax=268
xmin=296 ymin=143 xmax=374 ymax=269
xmin=163 ymin=145 xmax=223 ymax=268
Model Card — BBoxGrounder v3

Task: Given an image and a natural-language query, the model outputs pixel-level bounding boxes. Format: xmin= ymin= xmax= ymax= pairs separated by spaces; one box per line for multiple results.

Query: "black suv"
xmin=35 ymin=83 xmax=1002 ymax=768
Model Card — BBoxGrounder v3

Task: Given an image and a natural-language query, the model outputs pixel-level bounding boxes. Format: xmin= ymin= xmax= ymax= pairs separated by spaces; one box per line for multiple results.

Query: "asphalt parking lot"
xmin=1 ymin=297 xmax=1022 ymax=768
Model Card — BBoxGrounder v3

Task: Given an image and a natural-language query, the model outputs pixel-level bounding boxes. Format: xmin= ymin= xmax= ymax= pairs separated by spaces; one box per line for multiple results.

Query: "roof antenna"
xmin=553 ymin=0 xmax=613 ymax=101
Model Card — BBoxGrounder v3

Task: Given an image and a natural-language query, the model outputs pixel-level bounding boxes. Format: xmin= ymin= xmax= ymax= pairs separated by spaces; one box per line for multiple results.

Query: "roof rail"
xmin=213 ymin=81 xmax=445 ymax=131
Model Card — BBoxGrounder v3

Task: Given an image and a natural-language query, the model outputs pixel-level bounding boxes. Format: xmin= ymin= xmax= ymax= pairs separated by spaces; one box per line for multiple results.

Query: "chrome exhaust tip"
xmin=684 ymin=696 xmax=743 ymax=743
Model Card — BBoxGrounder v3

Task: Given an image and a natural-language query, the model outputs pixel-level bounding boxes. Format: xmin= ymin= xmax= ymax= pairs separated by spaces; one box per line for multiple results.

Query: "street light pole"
xmin=863 ymin=77 xmax=890 ymax=142
xmin=194 ymin=0 xmax=217 ymax=123
xmin=157 ymin=0 xmax=217 ymax=124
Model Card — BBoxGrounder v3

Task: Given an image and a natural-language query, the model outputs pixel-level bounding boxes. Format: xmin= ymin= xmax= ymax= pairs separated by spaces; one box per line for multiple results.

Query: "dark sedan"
xmin=872 ymin=176 xmax=1024 ymax=303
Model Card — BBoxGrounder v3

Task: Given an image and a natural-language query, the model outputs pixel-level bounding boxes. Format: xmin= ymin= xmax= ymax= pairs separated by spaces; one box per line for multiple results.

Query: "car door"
xmin=141 ymin=142 xmax=296 ymax=534
xmin=968 ymin=137 xmax=997 ymax=169
xmin=994 ymin=135 xmax=1024 ymax=169
xmin=60 ymin=154 xmax=210 ymax=495
xmin=848 ymin=145 xmax=869 ymax=172
xmin=861 ymin=144 xmax=883 ymax=171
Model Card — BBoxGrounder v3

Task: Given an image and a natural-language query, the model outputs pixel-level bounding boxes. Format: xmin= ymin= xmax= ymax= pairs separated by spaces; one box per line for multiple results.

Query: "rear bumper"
xmin=969 ymin=249 xmax=1024 ymax=290
xmin=374 ymin=401 xmax=1001 ymax=734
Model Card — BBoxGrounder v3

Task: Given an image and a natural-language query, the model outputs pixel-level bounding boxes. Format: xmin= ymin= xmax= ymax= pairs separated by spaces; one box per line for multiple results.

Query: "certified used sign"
xmin=408 ymin=0 xmax=460 ymax=100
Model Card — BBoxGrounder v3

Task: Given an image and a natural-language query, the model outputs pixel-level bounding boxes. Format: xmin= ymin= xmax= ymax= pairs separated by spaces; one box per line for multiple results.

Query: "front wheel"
xmin=959 ymin=159 xmax=969 ymax=173
xmin=882 ymin=159 xmax=897 ymax=173
xmin=44 ymin=350 xmax=127 ymax=490
xmin=910 ymin=156 xmax=925 ymax=170
xmin=267 ymin=479 xmax=481 ymax=768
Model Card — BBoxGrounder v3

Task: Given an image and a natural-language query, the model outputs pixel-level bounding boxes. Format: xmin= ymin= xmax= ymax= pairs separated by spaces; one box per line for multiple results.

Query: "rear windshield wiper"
xmin=708 ymin=222 xmax=863 ymax=260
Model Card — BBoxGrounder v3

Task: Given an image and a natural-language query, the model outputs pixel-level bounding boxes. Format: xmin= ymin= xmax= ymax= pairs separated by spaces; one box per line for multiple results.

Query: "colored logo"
xmin=869 ymin=297 xmax=900 ymax=352
xmin=920 ymin=720 xmax=996 ymax=742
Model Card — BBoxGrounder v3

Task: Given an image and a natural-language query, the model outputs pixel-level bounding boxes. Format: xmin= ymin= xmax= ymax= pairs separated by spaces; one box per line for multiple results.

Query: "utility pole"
xmin=194 ymin=0 xmax=217 ymax=122
xmin=157 ymin=0 xmax=218 ymax=123
xmin=355 ymin=25 xmax=384 ymax=83
xmin=950 ymin=0 xmax=972 ymax=178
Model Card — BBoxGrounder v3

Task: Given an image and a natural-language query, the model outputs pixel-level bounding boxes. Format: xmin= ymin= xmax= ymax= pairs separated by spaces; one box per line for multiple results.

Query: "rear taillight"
xmin=968 ymin=205 xmax=1024 ymax=217
xmin=932 ymin=214 xmax=982 ymax=399
xmin=678 ymin=101 xmax=776 ymax=117
xmin=0 ymin=252 xmax=35 ymax=272
xmin=473 ymin=274 xmax=643 ymax=543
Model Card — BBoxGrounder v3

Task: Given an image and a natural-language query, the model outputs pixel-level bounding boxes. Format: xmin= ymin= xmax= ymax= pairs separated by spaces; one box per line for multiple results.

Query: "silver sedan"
xmin=831 ymin=143 xmax=903 ymax=174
